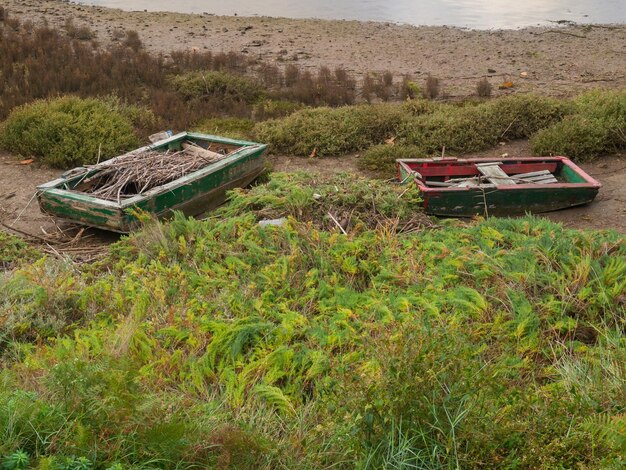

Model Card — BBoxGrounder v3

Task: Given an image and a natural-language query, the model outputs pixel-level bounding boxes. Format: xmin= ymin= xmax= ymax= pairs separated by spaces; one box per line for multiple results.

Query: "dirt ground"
xmin=2 ymin=0 xmax=626 ymax=96
xmin=1 ymin=143 xmax=624 ymax=243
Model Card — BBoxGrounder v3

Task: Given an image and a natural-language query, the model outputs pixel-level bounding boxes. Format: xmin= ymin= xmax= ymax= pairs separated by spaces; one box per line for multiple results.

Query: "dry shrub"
xmin=476 ymin=77 xmax=492 ymax=97
xmin=65 ymin=18 xmax=94 ymax=40
xmin=258 ymin=63 xmax=283 ymax=89
xmin=284 ymin=64 xmax=300 ymax=87
xmin=123 ymin=30 xmax=143 ymax=52
xmin=362 ymin=74 xmax=375 ymax=103
xmin=423 ymin=75 xmax=440 ymax=99
xmin=279 ymin=66 xmax=356 ymax=106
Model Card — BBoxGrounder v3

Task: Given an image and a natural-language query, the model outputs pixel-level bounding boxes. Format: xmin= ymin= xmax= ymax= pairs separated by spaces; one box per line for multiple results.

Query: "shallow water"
xmin=76 ymin=0 xmax=625 ymax=29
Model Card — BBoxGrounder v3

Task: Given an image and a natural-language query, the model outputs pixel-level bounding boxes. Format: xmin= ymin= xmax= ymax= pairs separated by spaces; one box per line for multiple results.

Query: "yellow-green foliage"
xmin=531 ymin=89 xmax=626 ymax=160
xmin=0 ymin=174 xmax=625 ymax=469
xmin=169 ymin=70 xmax=264 ymax=104
xmin=0 ymin=96 xmax=150 ymax=168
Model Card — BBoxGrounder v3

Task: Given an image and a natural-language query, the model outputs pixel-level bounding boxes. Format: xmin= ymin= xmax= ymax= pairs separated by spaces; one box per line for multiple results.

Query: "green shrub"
xmin=487 ymin=93 xmax=571 ymax=139
xmin=169 ymin=70 xmax=263 ymax=104
xmin=0 ymin=97 xmax=143 ymax=168
xmin=400 ymin=104 xmax=502 ymax=153
xmin=401 ymin=94 xmax=568 ymax=154
xmin=359 ymin=144 xmax=425 ymax=175
xmin=254 ymin=103 xmax=407 ymax=155
xmin=531 ymin=90 xmax=626 ymax=160
xmin=193 ymin=117 xmax=255 ymax=140
xmin=254 ymin=94 xmax=569 ymax=157
xmin=530 ymin=115 xmax=612 ymax=160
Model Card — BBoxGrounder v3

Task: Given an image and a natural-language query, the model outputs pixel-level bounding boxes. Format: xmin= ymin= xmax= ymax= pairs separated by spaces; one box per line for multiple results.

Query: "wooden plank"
xmin=514 ymin=170 xmax=552 ymax=178
xmin=476 ymin=163 xmax=517 ymax=185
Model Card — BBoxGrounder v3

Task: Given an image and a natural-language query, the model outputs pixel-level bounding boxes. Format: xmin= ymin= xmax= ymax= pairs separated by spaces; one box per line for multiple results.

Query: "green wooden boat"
xmin=397 ymin=157 xmax=601 ymax=217
xmin=37 ymin=132 xmax=268 ymax=232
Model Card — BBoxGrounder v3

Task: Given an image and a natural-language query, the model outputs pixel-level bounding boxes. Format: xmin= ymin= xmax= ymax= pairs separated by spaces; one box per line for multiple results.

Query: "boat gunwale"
xmin=36 ymin=132 xmax=267 ymax=209
xmin=396 ymin=156 xmax=601 ymax=192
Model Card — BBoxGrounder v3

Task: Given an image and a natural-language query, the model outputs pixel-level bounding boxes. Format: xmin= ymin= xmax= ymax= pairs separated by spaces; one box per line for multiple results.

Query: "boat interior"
xmin=400 ymin=159 xmax=589 ymax=188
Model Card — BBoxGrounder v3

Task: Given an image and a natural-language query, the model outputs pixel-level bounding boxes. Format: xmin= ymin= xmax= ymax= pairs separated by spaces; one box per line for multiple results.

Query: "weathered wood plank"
xmin=476 ymin=163 xmax=517 ymax=185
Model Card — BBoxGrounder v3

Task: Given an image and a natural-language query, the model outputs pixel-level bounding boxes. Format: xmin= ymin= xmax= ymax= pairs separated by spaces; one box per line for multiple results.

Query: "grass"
xmin=0 ymin=173 xmax=624 ymax=468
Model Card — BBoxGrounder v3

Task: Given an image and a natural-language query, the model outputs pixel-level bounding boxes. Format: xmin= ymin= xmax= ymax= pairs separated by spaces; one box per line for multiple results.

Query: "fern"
xmin=253 ymin=384 xmax=295 ymax=416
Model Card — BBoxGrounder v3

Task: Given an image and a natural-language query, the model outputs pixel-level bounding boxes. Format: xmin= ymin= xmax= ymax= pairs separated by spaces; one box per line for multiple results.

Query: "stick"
xmin=327 ymin=212 xmax=347 ymax=235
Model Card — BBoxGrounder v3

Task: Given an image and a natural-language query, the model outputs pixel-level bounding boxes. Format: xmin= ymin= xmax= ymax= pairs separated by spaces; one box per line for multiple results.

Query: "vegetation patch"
xmin=0 ymin=174 xmax=624 ymax=468
xmin=218 ymin=172 xmax=427 ymax=233
xmin=0 ymin=96 xmax=150 ymax=168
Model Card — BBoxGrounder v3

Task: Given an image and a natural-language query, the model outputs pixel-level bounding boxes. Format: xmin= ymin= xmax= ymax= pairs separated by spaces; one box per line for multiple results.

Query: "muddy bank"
xmin=2 ymin=0 xmax=625 ymax=96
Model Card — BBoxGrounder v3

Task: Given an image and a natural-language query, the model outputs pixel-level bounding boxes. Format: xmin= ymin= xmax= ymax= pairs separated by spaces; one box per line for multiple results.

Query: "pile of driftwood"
xmin=79 ymin=142 xmax=231 ymax=202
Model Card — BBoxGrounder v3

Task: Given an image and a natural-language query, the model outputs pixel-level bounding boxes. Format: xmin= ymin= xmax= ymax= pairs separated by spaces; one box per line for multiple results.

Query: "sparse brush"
xmin=64 ymin=18 xmax=94 ymax=40
xmin=423 ymin=75 xmax=441 ymax=99
xmin=362 ymin=74 xmax=375 ymax=103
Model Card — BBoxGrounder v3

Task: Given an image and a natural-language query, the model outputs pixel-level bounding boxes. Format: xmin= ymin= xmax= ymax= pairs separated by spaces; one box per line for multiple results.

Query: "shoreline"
xmin=2 ymin=0 xmax=626 ymax=96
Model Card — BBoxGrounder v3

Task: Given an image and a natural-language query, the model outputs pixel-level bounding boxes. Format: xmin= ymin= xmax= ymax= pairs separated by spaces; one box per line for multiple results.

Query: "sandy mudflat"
xmin=2 ymin=0 xmax=625 ymax=96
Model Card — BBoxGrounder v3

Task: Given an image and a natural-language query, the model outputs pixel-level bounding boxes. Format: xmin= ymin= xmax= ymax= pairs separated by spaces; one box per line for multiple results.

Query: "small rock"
xmin=487 ymin=68 xmax=496 ymax=73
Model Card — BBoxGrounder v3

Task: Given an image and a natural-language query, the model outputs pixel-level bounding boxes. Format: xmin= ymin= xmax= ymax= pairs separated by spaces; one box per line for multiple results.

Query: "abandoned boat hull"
xmin=37 ymin=132 xmax=268 ymax=232
xmin=396 ymin=157 xmax=601 ymax=217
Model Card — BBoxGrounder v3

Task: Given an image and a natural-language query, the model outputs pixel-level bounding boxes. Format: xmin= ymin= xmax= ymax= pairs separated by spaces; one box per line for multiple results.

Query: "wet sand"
xmin=2 ymin=0 xmax=625 ymax=96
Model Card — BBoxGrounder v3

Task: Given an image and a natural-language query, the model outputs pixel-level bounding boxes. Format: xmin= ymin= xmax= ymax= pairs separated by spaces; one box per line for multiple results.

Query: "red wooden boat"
xmin=396 ymin=156 xmax=601 ymax=217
